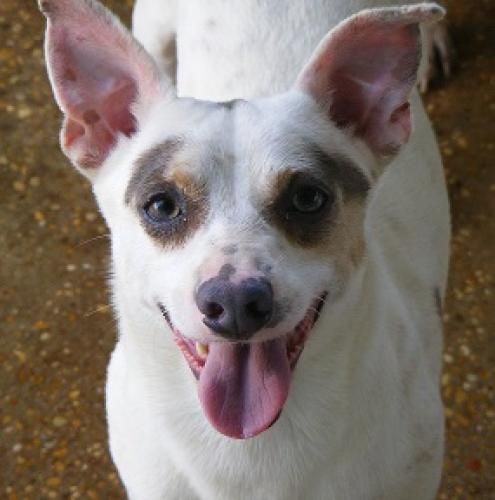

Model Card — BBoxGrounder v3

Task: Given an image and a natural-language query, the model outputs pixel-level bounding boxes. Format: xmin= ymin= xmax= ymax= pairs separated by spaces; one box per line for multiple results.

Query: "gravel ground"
xmin=0 ymin=0 xmax=493 ymax=498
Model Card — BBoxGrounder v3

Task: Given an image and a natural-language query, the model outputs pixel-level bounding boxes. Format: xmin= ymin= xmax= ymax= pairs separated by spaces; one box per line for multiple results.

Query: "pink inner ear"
xmin=42 ymin=0 xmax=161 ymax=170
xmin=297 ymin=17 xmax=422 ymax=156
xmin=53 ymin=31 xmax=138 ymax=167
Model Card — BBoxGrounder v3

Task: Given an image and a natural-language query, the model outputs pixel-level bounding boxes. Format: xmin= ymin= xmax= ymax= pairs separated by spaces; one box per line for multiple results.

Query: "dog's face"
xmin=95 ymin=94 xmax=372 ymax=437
xmin=120 ymin=94 xmax=370 ymax=344
xmin=40 ymin=0 xmax=442 ymax=438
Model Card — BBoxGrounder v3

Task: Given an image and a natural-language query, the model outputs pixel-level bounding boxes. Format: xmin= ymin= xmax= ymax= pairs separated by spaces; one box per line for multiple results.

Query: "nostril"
xmin=205 ymin=302 xmax=224 ymax=320
xmin=196 ymin=278 xmax=236 ymax=336
xmin=245 ymin=300 xmax=270 ymax=319
xmin=239 ymin=278 xmax=274 ymax=333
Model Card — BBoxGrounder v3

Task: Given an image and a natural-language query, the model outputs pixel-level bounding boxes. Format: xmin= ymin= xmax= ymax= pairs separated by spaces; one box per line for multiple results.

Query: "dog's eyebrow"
xmin=306 ymin=144 xmax=371 ymax=196
xmin=125 ymin=137 xmax=183 ymax=205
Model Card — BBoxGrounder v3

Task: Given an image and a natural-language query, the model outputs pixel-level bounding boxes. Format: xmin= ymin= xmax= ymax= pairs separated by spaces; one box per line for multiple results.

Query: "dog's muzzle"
xmin=195 ymin=276 xmax=274 ymax=340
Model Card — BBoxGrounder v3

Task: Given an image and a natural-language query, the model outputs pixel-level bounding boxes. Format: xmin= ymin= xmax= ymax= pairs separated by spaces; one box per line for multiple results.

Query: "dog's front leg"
xmin=106 ymin=344 xmax=199 ymax=500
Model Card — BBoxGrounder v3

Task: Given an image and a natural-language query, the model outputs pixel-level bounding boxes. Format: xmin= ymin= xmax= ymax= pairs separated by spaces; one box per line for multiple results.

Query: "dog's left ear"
xmin=295 ymin=3 xmax=444 ymax=157
xmin=39 ymin=0 xmax=167 ymax=176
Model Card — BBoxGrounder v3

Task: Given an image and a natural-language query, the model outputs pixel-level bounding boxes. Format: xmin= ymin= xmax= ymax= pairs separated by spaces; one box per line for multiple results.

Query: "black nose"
xmin=195 ymin=277 xmax=273 ymax=340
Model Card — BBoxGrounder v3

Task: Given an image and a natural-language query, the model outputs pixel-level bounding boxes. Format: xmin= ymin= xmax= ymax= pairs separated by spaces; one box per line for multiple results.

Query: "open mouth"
xmin=158 ymin=294 xmax=326 ymax=439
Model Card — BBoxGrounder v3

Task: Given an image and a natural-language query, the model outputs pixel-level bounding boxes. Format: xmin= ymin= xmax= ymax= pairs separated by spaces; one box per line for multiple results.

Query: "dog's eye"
xmin=144 ymin=193 xmax=181 ymax=222
xmin=291 ymin=185 xmax=328 ymax=214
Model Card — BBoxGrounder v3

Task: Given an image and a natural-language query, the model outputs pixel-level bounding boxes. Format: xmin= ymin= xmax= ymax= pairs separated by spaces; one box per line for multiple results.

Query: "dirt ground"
xmin=0 ymin=0 xmax=493 ymax=498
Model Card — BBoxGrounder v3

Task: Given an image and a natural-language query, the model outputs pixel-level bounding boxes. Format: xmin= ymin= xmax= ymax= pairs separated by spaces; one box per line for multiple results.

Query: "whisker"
xmin=76 ymin=233 xmax=111 ymax=247
xmin=84 ymin=303 xmax=112 ymax=317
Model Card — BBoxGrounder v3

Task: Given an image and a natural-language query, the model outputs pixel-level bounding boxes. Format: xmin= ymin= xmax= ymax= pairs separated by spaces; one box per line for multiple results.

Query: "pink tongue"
xmin=198 ymin=338 xmax=291 ymax=439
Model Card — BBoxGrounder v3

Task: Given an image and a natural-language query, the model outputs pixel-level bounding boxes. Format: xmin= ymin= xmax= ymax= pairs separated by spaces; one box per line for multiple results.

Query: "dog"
xmin=39 ymin=0 xmax=450 ymax=498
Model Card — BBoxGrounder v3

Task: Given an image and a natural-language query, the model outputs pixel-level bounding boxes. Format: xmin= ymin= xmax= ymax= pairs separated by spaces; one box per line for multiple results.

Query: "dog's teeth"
xmin=195 ymin=342 xmax=209 ymax=358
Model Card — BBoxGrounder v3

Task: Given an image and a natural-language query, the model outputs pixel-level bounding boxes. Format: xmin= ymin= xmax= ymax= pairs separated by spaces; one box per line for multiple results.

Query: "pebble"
xmin=52 ymin=416 xmax=67 ymax=428
xmin=17 ymin=106 xmax=32 ymax=118
xmin=85 ymin=211 xmax=98 ymax=222
xmin=13 ymin=180 xmax=25 ymax=192
xmin=40 ymin=332 xmax=51 ymax=342
xmin=46 ymin=477 xmax=61 ymax=488
xmin=29 ymin=176 xmax=40 ymax=187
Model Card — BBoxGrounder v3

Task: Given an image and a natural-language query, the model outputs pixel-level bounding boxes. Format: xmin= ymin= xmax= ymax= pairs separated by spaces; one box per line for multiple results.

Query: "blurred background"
xmin=0 ymin=0 xmax=493 ymax=498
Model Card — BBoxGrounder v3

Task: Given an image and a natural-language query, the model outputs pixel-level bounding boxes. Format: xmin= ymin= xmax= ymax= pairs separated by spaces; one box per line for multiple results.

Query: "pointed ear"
xmin=39 ymin=0 xmax=167 ymax=174
xmin=295 ymin=3 xmax=444 ymax=157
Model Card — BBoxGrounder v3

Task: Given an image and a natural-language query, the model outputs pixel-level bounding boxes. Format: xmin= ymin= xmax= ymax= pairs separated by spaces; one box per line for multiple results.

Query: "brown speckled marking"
xmin=126 ymin=138 xmax=208 ymax=248
xmin=405 ymin=436 xmax=440 ymax=473
xmin=414 ymin=447 xmax=435 ymax=465
xmin=254 ymin=256 xmax=273 ymax=276
xmin=222 ymin=244 xmax=238 ymax=255
xmin=434 ymin=287 xmax=442 ymax=318
xmin=161 ymin=36 xmax=177 ymax=84
xmin=218 ymin=264 xmax=236 ymax=280
xmin=64 ymin=68 xmax=77 ymax=82
xmin=82 ymin=109 xmax=100 ymax=125
xmin=162 ymin=37 xmax=176 ymax=61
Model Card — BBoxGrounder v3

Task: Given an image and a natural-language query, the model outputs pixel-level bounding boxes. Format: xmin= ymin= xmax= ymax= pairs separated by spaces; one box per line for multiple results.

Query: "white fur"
xmin=44 ymin=1 xmax=451 ymax=498
xmin=133 ymin=0 xmax=450 ymax=97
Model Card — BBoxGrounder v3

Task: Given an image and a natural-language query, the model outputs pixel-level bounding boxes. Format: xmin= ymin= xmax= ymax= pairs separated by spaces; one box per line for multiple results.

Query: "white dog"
xmin=40 ymin=0 xmax=450 ymax=498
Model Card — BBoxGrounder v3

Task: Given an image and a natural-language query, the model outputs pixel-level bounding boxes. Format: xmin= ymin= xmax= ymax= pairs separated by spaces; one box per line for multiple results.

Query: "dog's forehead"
xmin=129 ymin=97 xmax=291 ymax=185
xmin=127 ymin=93 xmax=370 ymax=200
xmin=179 ymin=95 xmax=332 ymax=178
xmin=194 ymin=94 xmax=367 ymax=182
xmin=205 ymin=96 xmax=371 ymax=198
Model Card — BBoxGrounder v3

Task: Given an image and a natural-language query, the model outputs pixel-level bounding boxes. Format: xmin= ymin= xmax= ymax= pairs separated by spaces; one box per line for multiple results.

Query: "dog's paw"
xmin=418 ymin=20 xmax=453 ymax=92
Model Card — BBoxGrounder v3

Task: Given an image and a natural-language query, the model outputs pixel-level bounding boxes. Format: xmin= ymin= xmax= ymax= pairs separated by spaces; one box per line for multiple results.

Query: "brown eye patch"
xmin=308 ymin=147 xmax=371 ymax=197
xmin=263 ymin=149 xmax=370 ymax=249
xmin=125 ymin=138 xmax=208 ymax=247
xmin=264 ymin=171 xmax=336 ymax=247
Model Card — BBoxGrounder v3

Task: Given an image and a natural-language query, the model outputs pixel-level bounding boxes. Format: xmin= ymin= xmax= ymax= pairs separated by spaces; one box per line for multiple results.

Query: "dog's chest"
xmin=110 ymin=314 xmax=443 ymax=500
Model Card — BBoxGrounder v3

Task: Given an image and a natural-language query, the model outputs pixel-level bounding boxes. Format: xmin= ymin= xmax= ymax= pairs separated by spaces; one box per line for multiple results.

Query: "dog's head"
xmin=40 ymin=0 xmax=443 ymax=438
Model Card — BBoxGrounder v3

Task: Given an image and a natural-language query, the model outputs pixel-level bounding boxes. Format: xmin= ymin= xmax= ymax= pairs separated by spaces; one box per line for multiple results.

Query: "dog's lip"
xmin=158 ymin=293 xmax=327 ymax=377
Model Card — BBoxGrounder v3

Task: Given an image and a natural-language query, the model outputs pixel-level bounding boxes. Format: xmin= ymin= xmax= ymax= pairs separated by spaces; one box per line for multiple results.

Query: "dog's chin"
xmin=158 ymin=294 xmax=326 ymax=439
